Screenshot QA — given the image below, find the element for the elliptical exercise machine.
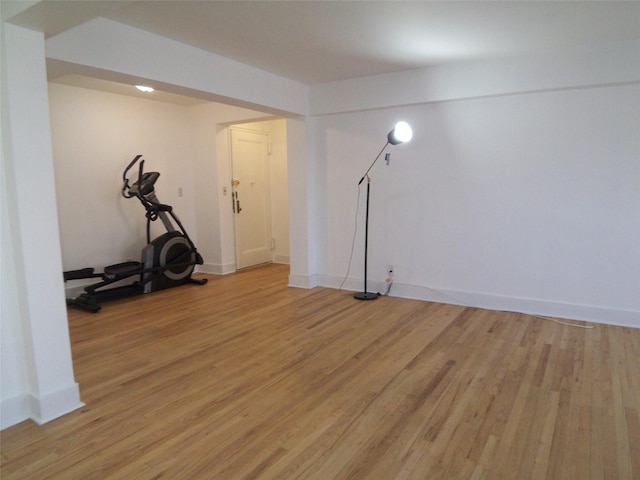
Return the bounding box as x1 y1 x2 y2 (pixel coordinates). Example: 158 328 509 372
64 155 207 312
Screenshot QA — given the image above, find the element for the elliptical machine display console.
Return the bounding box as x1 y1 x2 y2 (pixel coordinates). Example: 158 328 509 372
64 155 207 312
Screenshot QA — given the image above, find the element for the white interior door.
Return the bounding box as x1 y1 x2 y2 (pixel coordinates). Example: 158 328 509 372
230 128 273 269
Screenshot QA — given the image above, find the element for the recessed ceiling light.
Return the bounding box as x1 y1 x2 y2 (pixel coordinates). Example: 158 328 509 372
135 85 154 92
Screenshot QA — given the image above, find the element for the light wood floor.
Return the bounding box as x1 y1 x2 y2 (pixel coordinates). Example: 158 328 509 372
2 264 639 479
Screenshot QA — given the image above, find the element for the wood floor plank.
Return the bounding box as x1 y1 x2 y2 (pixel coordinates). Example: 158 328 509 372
1 264 639 479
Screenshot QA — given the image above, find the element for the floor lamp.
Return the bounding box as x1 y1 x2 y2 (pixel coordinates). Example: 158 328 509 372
354 121 413 301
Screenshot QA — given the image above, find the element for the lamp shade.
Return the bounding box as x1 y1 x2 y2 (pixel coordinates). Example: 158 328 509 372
387 121 413 145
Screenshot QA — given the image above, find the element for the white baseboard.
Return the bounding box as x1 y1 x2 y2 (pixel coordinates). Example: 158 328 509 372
1 383 84 430
317 275 639 329
29 383 85 425
1 393 31 430
196 263 236 275
64 278 95 298
288 273 319 289
64 276 137 297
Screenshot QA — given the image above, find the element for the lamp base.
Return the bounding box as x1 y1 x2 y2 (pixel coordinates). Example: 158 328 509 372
354 291 379 301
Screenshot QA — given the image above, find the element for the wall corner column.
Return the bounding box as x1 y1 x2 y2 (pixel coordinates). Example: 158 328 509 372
1 22 83 429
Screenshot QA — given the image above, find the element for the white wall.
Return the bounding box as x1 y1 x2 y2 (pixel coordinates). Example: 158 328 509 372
49 84 291 284
313 83 640 327
286 116 315 288
307 39 640 327
49 83 197 273
1 97 30 427
190 102 274 274
192 112 290 274
270 119 290 264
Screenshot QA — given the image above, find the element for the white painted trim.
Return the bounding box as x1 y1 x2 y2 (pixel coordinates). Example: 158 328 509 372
310 39 640 115
318 275 639 329
63 279 94 298
64 275 139 298
288 274 318 289
1 393 31 430
46 18 308 116
2 383 85 429
29 383 84 426
197 263 236 275
273 255 290 265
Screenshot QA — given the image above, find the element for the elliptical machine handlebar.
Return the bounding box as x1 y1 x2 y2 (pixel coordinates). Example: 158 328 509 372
123 154 161 199
122 155 164 204
120 155 199 253
122 154 143 198
121 154 173 236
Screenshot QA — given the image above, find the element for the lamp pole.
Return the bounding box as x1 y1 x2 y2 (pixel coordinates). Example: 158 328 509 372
354 141 389 301
354 175 378 300
353 122 412 301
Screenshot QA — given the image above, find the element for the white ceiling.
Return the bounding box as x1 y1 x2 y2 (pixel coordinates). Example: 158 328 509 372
6 1 640 92
101 0 640 85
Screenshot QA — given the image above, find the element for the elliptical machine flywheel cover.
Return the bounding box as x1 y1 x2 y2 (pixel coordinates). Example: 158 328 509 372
146 232 195 292
159 234 194 280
